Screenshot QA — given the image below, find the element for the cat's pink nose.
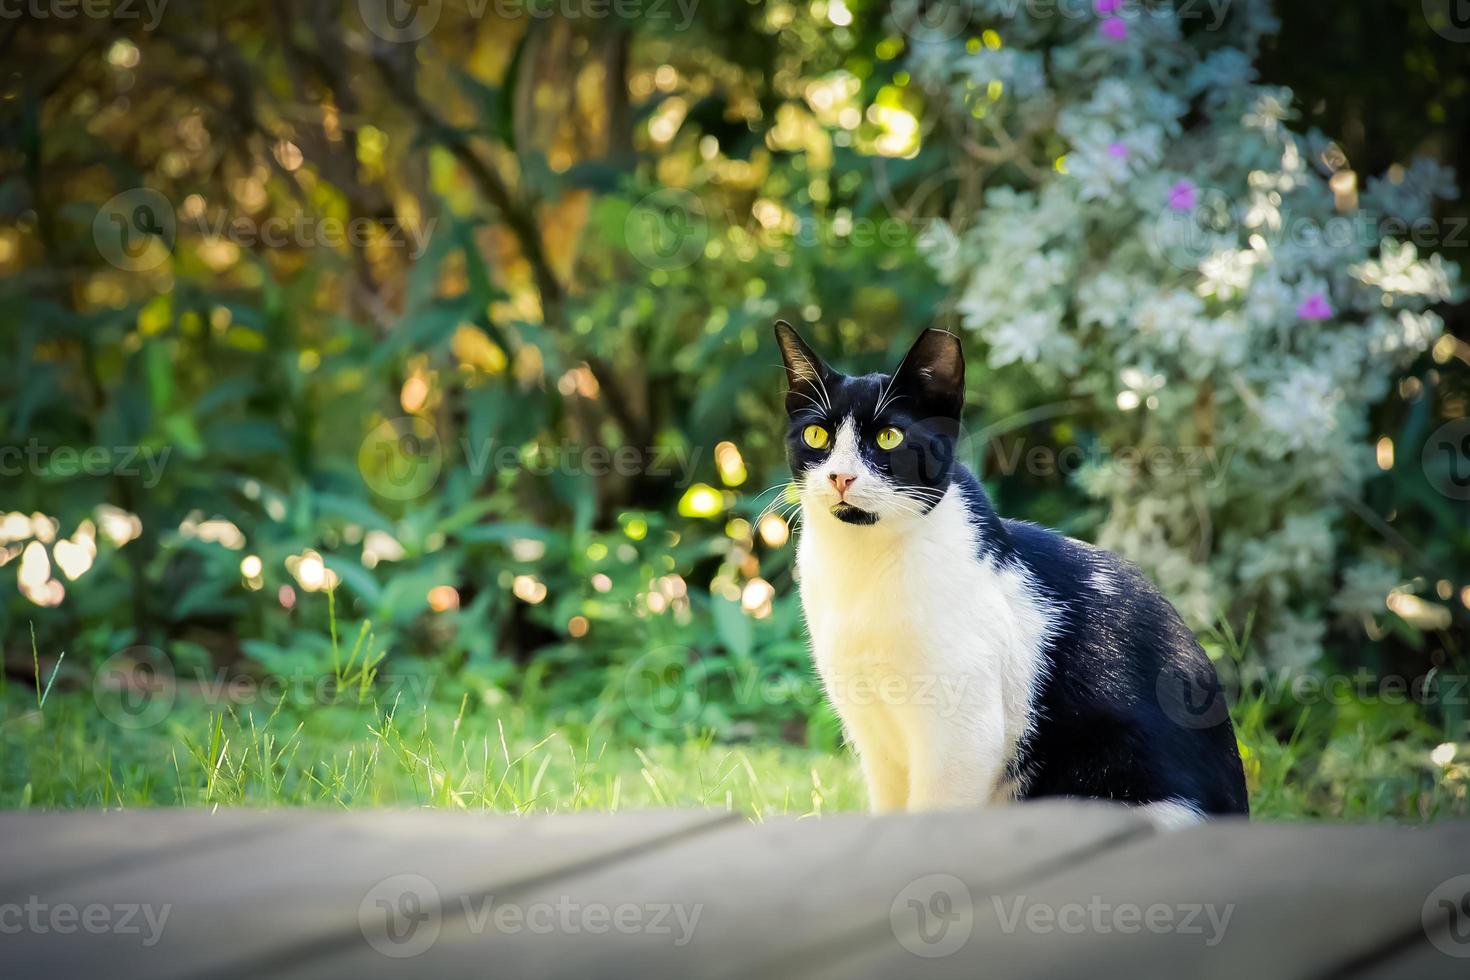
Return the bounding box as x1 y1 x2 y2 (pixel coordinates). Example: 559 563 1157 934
828 473 857 497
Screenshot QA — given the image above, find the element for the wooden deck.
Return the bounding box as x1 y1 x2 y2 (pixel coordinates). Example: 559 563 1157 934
2 804 1467 978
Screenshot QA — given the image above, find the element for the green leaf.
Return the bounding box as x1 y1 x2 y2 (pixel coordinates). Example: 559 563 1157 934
710 595 753 658
325 558 383 605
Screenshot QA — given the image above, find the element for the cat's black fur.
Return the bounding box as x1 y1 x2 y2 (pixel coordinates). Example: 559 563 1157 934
776 321 1249 816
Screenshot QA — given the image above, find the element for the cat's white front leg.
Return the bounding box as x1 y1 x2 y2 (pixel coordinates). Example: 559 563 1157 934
859 750 908 813
827 680 910 813
906 700 1007 812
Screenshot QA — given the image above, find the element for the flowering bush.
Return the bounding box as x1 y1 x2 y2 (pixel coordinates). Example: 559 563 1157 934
909 0 1461 667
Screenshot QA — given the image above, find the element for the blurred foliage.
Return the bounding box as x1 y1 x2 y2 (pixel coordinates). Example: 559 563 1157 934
0 1 944 740
0 0 1465 751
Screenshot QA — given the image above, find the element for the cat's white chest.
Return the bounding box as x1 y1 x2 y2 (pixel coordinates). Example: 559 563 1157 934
794 490 1054 811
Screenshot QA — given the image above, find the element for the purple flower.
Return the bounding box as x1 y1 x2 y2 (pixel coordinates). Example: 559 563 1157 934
1296 292 1333 320
1098 17 1127 40
1166 179 1197 211
1094 0 1123 13
1107 142 1128 159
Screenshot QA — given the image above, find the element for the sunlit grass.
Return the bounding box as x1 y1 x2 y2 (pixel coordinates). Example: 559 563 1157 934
0 689 867 816
2 681 1466 820
2 605 1464 819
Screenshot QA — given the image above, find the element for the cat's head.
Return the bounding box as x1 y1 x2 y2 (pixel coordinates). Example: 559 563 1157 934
775 320 965 528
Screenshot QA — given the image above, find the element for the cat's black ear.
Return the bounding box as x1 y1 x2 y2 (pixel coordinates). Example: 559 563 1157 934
893 328 965 418
774 320 830 415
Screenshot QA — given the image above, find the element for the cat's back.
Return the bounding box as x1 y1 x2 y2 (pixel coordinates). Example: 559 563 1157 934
996 516 1249 814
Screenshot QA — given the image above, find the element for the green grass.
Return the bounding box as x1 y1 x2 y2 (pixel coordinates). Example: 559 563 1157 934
0 688 867 816
2 681 1466 820
4 606 1466 819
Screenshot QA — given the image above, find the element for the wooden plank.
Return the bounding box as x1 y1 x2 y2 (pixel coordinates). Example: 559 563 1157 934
1 808 737 980
1340 933 1470 980
268 800 1153 979
812 819 1470 980
6 806 1467 980
0 809 302 894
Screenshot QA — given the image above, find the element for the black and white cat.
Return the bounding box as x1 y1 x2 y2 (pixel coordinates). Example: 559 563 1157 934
776 321 1248 824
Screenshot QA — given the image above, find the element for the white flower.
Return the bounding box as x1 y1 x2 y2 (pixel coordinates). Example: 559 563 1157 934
1333 560 1402 619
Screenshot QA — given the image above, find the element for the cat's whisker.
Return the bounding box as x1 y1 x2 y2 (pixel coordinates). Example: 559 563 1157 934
898 488 945 506
749 481 796 504
787 389 829 414
812 376 833 414
877 498 928 520
754 484 802 527
873 388 909 417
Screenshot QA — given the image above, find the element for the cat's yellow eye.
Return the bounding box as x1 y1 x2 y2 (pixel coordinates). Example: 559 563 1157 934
802 425 830 450
876 426 904 450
